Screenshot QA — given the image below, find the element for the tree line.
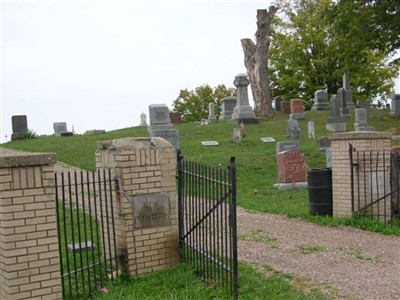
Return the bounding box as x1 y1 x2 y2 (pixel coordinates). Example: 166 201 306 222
173 0 400 121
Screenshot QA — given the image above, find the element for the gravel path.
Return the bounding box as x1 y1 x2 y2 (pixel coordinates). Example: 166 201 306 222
237 208 400 299
2 148 398 299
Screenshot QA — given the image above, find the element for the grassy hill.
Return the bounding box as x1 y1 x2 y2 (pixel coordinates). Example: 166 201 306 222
3 109 400 224
2 109 400 299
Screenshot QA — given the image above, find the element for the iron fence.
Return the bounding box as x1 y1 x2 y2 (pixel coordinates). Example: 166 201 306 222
177 153 238 299
349 144 400 224
55 169 120 299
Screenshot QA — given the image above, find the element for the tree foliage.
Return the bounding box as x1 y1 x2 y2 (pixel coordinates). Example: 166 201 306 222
269 0 399 109
172 84 235 123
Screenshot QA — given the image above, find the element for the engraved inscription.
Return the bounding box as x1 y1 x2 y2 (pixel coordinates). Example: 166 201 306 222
132 193 171 229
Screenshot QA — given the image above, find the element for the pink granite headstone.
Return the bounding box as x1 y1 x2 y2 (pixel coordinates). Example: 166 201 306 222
290 99 305 114
277 150 306 183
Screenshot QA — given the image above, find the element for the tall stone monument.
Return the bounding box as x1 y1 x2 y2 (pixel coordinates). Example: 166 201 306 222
338 88 350 118
326 95 347 132
343 72 355 110
148 104 180 149
231 73 258 124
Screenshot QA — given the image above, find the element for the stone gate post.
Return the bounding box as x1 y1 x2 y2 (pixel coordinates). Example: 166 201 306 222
95 137 179 276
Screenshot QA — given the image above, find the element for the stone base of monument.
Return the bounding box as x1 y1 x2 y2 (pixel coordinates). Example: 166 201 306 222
231 106 258 124
273 182 308 190
150 128 180 149
326 119 346 132
355 124 375 131
60 131 74 137
11 133 24 141
311 104 330 111
289 113 306 120
232 118 259 124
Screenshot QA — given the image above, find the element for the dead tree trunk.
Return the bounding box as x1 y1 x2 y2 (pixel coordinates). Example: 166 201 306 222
241 6 278 117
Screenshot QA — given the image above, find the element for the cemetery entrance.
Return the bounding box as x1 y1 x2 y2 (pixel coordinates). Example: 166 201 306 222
349 144 400 224
55 169 120 299
177 153 239 299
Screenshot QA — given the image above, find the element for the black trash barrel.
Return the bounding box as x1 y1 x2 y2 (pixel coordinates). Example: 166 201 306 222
307 168 332 216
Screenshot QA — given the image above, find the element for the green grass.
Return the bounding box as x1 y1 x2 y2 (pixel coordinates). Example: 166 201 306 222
3 108 400 298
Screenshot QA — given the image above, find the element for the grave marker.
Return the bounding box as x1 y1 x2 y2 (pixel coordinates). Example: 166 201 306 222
261 137 276 143
11 115 28 141
220 96 237 120
326 95 346 132
148 104 180 149
277 150 306 183
53 122 69 136
276 141 300 153
354 108 375 131
308 120 315 138
290 99 306 120
208 102 217 122
287 117 302 139
231 73 258 124
274 96 282 112
140 112 148 126
311 90 329 111
233 128 241 142
201 141 219 146
281 101 291 114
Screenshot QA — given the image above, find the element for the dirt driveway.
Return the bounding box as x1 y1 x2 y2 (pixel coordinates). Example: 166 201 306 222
237 208 400 299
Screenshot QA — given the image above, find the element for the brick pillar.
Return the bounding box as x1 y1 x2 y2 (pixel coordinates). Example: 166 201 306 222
329 132 392 217
95 137 179 276
0 150 62 300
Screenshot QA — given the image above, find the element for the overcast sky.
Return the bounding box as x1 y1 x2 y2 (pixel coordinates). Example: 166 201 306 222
1 1 399 144
1 0 277 143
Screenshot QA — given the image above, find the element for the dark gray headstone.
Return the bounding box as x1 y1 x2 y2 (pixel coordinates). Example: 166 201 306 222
60 132 74 137
338 88 350 118
276 141 300 153
132 193 171 229
389 94 400 118
274 96 282 112
317 136 331 151
326 96 346 132
11 115 28 141
150 129 180 149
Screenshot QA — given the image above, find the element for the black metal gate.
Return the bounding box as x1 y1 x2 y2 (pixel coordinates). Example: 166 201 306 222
349 144 400 224
177 153 238 299
55 169 120 299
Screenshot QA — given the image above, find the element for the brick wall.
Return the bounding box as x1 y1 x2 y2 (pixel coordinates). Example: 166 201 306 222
329 132 392 217
95 137 179 276
0 150 62 300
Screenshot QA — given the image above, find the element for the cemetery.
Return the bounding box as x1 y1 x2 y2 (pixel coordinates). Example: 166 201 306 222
2 1 400 298
2 101 400 299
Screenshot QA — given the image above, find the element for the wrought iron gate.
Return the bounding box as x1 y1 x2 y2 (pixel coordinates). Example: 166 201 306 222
349 144 400 224
177 153 238 299
55 169 120 299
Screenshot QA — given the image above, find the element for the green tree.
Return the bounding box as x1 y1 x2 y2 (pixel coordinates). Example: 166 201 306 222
172 84 235 123
269 0 398 109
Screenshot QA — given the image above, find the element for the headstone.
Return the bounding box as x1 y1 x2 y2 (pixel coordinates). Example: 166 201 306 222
260 137 276 143
386 103 390 110
317 136 331 151
311 90 329 111
140 112 148 126
354 108 375 131
276 150 306 183
281 101 291 114
148 104 180 149
289 99 306 120
276 141 300 153
389 93 400 118
68 241 95 252
53 122 68 136
231 73 258 124
325 148 332 168
201 141 219 146
274 96 282 112
200 119 209 126
220 96 237 120
308 120 315 138
287 117 302 139
326 95 347 132
169 112 182 124
11 115 28 141
343 72 355 110
208 102 217 122
93 130 106 134
338 88 350 118
392 135 400 141
357 100 371 109
233 128 241 142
